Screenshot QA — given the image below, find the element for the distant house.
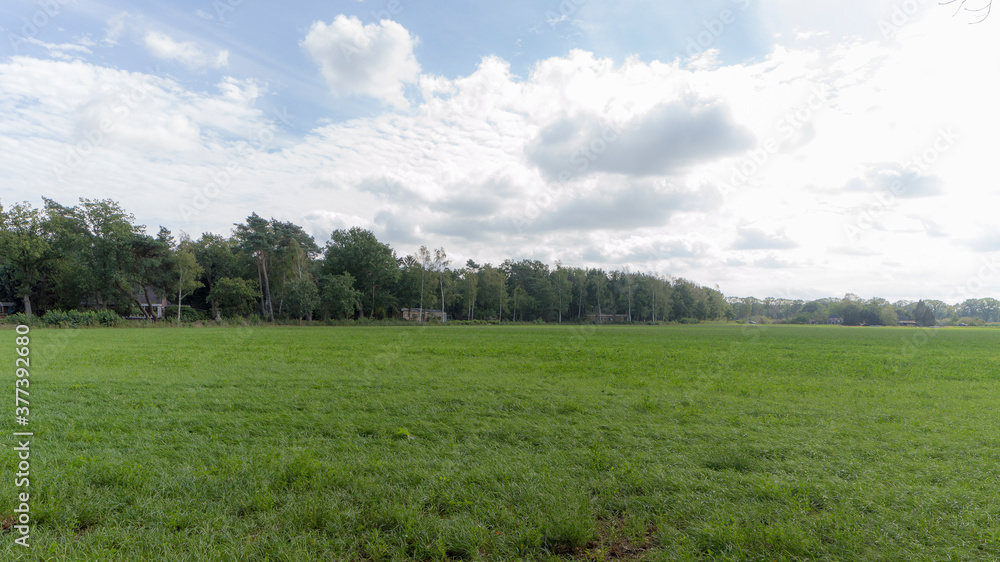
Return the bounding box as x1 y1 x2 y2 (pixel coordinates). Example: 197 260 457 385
586 313 628 323
0 302 16 318
898 320 918 327
400 308 446 322
827 315 843 325
80 286 169 319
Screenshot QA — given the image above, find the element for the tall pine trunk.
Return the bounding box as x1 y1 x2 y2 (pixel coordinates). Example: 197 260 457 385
261 255 274 323
439 273 446 322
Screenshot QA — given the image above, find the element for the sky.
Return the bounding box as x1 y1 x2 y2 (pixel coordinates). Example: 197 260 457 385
1 0 999 302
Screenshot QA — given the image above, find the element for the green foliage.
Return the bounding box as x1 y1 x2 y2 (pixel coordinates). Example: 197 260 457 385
164 306 203 323
323 227 399 318
208 277 259 318
318 273 361 320
283 276 319 320
1 312 40 326
40 309 124 327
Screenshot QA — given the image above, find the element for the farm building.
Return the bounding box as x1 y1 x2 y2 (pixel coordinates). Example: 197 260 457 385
586 313 628 323
79 286 169 319
0 301 15 318
400 308 447 322
827 315 843 325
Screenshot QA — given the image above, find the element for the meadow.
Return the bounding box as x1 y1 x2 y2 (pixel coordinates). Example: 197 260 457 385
1 323 999 560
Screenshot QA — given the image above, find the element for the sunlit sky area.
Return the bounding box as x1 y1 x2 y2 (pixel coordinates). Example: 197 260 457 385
2 0 998 301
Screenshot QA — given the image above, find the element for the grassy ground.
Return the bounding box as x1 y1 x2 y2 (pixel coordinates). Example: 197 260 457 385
1 323 999 560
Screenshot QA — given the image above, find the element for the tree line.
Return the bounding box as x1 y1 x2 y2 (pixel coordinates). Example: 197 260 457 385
0 198 730 324
727 294 1000 326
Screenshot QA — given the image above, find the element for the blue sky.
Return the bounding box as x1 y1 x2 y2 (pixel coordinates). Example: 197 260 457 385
2 0 999 301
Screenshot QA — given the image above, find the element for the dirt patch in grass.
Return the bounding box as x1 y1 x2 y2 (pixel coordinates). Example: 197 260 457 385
568 519 657 560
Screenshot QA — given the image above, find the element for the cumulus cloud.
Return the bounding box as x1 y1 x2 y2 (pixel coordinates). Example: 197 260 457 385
520 180 719 233
732 228 799 250
843 164 944 198
526 96 754 180
143 31 229 70
301 16 420 109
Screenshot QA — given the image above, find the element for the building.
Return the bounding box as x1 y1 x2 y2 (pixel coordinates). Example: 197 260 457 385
81 286 169 319
827 315 843 325
898 320 918 327
586 313 629 323
0 302 16 318
400 308 446 322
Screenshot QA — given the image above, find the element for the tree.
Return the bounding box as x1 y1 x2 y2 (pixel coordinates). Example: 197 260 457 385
587 269 608 321
913 300 936 327
0 202 55 316
208 277 259 318
50 198 151 316
193 233 238 321
460 265 479 320
418 245 431 320
319 273 362 319
617 268 636 322
433 247 451 322
173 234 204 323
551 264 571 323
284 277 319 321
233 213 277 322
671 281 695 321
323 228 399 319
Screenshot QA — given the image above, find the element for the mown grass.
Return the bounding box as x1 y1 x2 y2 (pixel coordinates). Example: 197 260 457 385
1 324 999 560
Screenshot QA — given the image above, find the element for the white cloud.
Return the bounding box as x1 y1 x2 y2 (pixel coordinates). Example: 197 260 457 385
22 38 92 60
4 3 1000 301
103 13 127 46
300 15 420 109
143 31 229 70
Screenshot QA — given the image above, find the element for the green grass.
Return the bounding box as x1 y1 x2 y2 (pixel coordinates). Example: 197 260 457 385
2 324 1000 560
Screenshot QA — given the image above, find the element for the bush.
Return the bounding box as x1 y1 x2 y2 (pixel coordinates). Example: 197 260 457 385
164 306 204 323
40 309 124 328
2 313 40 327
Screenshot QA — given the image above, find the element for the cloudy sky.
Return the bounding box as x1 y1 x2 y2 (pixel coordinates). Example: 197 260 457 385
2 0 998 302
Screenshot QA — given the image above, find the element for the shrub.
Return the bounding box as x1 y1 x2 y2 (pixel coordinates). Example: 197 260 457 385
40 309 124 328
2 313 39 327
164 306 204 323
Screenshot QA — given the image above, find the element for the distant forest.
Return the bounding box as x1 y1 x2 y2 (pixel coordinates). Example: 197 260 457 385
1 197 997 327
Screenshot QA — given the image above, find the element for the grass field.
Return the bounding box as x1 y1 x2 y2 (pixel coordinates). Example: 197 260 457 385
2 323 1000 560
